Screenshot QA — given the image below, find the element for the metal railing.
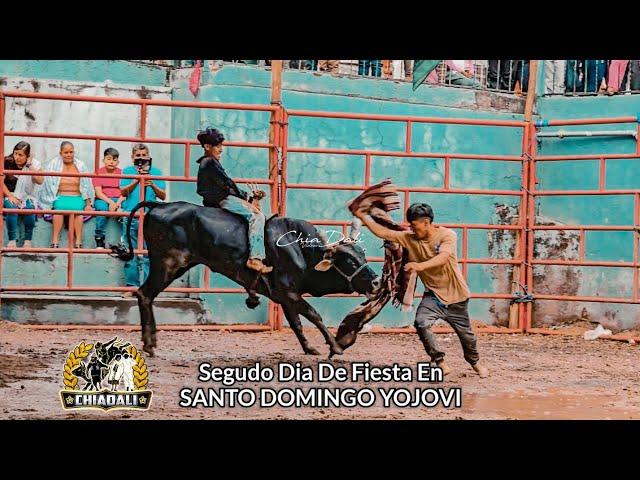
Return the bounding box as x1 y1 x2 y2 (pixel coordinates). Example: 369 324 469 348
0 90 279 330
277 108 529 331
154 60 530 94
3 88 639 336
527 117 640 334
543 60 640 96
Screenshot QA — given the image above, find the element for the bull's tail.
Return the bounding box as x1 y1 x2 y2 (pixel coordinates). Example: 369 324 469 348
109 201 162 261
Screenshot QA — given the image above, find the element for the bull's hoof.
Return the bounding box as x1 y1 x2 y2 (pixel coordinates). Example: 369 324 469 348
142 345 155 357
337 332 357 349
329 345 344 357
304 347 321 356
245 296 261 309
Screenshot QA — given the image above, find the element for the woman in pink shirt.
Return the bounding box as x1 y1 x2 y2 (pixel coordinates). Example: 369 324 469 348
92 147 125 248
426 60 481 88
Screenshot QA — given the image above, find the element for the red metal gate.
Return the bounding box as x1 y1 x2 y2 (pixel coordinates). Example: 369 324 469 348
277 109 529 333
0 90 279 330
526 117 640 338
2 90 639 339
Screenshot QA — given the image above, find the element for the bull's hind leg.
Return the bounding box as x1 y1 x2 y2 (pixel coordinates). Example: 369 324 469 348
281 303 321 356
137 252 193 356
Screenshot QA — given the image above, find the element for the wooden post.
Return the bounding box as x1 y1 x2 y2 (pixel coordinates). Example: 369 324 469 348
524 60 538 121
270 60 283 106
268 60 283 330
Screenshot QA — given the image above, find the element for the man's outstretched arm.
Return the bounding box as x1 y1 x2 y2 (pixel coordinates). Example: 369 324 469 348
355 210 405 242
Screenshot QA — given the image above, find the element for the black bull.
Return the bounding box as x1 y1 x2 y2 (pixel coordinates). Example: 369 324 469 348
111 201 382 357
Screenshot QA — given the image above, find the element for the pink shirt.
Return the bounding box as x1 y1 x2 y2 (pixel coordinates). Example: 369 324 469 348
447 60 474 73
426 60 475 84
92 166 122 198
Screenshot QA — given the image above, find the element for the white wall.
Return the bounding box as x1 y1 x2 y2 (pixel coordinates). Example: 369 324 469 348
3 77 173 197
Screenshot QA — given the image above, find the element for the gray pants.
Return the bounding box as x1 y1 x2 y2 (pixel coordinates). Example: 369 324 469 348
404 60 413 77
544 60 566 94
414 291 480 365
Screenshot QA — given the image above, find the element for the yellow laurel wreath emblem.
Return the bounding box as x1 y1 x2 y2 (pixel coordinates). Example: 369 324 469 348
128 345 148 389
63 342 94 390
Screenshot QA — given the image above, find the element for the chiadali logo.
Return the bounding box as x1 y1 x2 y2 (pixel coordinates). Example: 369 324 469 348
59 336 152 411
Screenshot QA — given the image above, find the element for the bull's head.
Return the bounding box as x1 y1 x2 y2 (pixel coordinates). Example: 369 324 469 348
313 219 381 298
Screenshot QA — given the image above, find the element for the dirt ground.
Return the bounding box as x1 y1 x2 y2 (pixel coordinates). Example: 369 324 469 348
1 320 639 420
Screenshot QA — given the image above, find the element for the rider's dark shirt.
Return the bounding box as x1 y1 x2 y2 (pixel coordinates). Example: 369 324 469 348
196 155 248 207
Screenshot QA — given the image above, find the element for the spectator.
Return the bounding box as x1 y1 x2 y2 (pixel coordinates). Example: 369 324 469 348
40 141 94 249
544 60 566 94
607 60 629 95
565 60 608 94
565 60 583 94
92 147 125 249
3 141 43 248
487 60 520 91
404 60 413 81
289 60 317 71
620 60 640 92
358 60 382 77
318 60 340 74
584 60 607 93
119 143 166 295
514 60 530 95
382 60 393 79
443 60 481 88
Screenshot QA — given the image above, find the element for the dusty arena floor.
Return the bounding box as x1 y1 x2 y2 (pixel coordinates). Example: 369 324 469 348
1 320 639 420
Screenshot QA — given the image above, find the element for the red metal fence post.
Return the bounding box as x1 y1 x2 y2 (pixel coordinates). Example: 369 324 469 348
0 91 5 309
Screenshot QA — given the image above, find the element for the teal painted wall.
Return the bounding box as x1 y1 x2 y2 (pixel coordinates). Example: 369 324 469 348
3 61 637 330
0 60 168 87
532 92 640 329
168 65 525 327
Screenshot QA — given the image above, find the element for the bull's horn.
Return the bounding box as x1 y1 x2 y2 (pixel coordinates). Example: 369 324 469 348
349 218 362 241
318 228 337 252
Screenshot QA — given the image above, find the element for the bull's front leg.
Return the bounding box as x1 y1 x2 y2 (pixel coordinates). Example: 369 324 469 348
281 303 321 355
296 299 343 357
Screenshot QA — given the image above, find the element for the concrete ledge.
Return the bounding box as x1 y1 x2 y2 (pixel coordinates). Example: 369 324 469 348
0 293 214 325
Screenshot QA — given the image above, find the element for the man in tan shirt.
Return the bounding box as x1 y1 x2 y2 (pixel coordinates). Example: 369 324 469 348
355 202 489 378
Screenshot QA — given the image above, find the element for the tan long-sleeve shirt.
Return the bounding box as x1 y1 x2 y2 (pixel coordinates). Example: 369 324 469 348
385 226 471 305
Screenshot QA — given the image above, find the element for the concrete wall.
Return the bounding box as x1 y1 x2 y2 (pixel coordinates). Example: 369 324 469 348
1 64 174 300
169 65 526 327
2 60 637 331
532 89 640 331
0 60 168 87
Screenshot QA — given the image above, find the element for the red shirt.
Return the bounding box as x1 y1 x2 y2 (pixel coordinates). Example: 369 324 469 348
92 166 122 198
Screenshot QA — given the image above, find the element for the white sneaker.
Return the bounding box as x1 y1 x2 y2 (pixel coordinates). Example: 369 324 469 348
6 240 17 248
23 240 32 248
